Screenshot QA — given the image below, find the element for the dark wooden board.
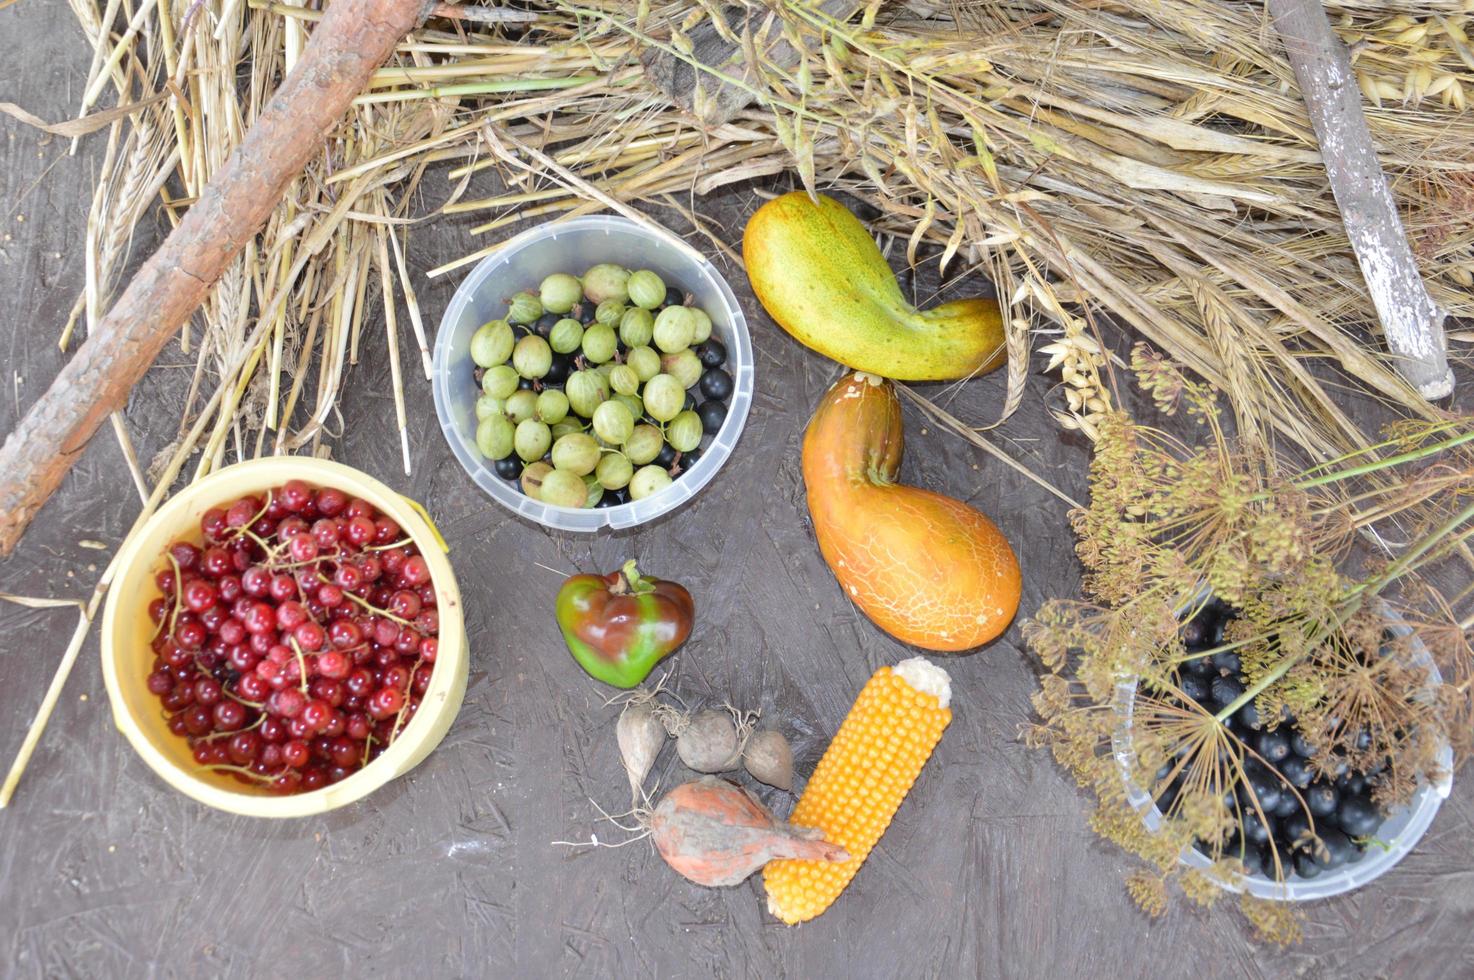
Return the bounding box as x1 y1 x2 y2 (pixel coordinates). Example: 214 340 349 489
1 3 1470 976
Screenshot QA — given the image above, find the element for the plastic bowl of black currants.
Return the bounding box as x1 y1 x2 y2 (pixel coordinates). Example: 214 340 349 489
1114 595 1453 901
433 216 753 531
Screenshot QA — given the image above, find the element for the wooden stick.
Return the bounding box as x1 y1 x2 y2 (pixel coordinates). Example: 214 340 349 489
0 0 436 557
1267 0 1454 401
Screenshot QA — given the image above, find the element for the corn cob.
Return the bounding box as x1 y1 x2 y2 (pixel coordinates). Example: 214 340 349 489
763 657 952 924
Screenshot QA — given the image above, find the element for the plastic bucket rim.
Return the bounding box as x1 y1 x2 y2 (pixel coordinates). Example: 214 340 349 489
100 456 466 819
431 214 754 532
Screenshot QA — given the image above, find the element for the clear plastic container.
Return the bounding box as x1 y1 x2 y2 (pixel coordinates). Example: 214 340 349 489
432 215 754 531
1112 599 1453 901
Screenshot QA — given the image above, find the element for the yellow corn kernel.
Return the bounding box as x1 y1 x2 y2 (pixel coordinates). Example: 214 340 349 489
764 659 951 924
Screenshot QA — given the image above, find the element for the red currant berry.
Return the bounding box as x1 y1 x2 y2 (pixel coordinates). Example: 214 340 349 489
228 731 262 765
241 566 271 597
259 717 286 743
301 699 332 732
401 556 431 587
213 700 246 731
294 621 326 652
268 574 296 603
225 497 259 528
169 542 201 571
282 740 310 768
183 579 218 613
280 479 313 512
344 516 376 548
201 508 229 541
242 602 277 635
315 488 347 517
367 686 405 719
174 617 207 651
276 600 309 631
237 673 269 701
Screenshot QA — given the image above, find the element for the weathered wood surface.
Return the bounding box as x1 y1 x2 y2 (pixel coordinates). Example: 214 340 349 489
1 3 1472 977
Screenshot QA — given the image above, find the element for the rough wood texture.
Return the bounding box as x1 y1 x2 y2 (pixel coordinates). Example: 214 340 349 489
0 0 436 557
1 3 1472 975
643 0 860 125
1268 0 1455 401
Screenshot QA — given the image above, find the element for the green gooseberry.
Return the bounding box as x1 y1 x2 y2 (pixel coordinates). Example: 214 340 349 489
540 468 588 508
608 364 640 396
596 452 633 491
661 349 703 389
592 400 635 445
666 410 703 453
565 370 609 418
690 307 713 344
652 305 696 353
581 323 618 364
551 432 602 476
515 419 552 462
481 364 520 399
643 373 685 423
508 291 542 324
521 460 553 498
629 465 673 501
618 307 654 348
549 318 584 354
470 319 514 368
623 424 664 465
551 419 584 441
539 273 583 314
627 269 667 310
626 345 661 382
536 389 570 424
582 263 630 305
594 299 626 327
475 394 506 421
475 415 515 460
505 388 538 424
613 393 645 421
583 474 604 509
513 334 553 379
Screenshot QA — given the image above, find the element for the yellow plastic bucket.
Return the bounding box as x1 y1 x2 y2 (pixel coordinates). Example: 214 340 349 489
100 457 467 818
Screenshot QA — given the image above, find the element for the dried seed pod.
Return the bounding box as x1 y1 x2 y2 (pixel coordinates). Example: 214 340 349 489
676 709 741 773
743 730 794 791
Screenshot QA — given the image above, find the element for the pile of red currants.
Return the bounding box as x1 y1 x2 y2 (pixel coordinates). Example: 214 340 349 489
145 480 439 794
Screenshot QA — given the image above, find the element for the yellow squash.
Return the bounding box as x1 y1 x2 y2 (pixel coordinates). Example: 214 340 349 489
743 192 1006 381
802 372 1021 651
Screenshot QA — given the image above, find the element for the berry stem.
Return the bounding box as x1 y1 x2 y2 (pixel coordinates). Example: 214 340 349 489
196 714 265 742
290 637 310 696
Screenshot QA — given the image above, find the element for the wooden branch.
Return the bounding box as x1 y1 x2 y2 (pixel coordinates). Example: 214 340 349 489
642 0 860 126
0 0 436 557
1267 0 1454 401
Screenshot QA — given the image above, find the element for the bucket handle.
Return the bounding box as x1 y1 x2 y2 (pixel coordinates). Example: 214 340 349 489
400 494 449 554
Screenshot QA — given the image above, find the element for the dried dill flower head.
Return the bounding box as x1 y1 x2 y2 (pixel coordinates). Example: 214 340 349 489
1024 345 1474 942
